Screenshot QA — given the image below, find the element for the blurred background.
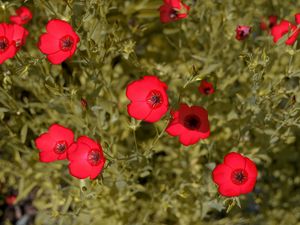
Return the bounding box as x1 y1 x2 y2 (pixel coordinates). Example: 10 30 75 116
0 0 300 224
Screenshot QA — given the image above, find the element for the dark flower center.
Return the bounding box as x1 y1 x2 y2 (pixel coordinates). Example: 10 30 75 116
87 149 101 166
170 10 177 19
231 169 248 185
60 35 74 51
204 87 211 94
183 114 201 130
0 37 9 53
54 141 68 154
146 90 163 109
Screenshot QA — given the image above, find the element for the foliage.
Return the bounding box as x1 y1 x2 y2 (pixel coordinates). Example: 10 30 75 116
1 0 300 224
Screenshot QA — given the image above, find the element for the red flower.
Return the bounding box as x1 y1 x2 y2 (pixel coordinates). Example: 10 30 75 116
166 104 210 146
260 15 277 31
235 25 251 41
0 23 17 64
67 136 106 180
198 80 215 95
10 6 32 25
38 19 80 64
271 20 299 45
212 152 258 197
35 124 74 162
126 76 169 123
159 0 190 23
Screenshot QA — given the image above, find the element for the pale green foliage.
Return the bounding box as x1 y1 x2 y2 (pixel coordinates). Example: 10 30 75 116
0 0 300 224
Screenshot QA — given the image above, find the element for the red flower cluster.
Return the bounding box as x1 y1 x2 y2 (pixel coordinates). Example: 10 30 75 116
1 6 79 65
35 124 106 179
159 0 190 23
126 76 211 146
0 6 30 64
212 152 257 197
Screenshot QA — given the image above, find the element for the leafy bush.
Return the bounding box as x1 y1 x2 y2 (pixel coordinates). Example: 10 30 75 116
1 0 300 224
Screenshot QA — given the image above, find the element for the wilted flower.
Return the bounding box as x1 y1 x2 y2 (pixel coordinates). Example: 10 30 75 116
235 25 251 41
10 6 32 25
212 152 258 197
38 19 80 64
126 76 169 123
166 104 210 146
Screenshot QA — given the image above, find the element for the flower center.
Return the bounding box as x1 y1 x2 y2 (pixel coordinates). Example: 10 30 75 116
231 169 248 185
0 36 9 53
204 87 211 94
183 114 201 130
170 10 177 19
54 141 68 154
87 149 101 166
60 35 74 51
146 90 163 109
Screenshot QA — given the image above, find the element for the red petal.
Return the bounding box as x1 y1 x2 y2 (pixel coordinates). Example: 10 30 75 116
48 124 74 146
90 159 106 179
224 152 246 169
295 13 300 25
239 177 256 194
159 5 173 23
179 130 203 146
47 50 71 64
38 33 60 54
164 0 181 8
218 182 240 197
35 133 56 152
166 123 185 136
144 103 168 122
127 102 152 121
212 164 232 185
39 151 60 163
46 19 76 38
68 159 92 179
0 45 17 64
9 16 23 25
244 157 258 178
77 136 101 150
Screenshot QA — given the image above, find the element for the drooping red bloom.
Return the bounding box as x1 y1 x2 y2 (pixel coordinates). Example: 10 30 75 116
67 136 106 180
38 19 80 64
10 6 32 25
166 104 210 146
271 20 299 45
0 23 17 64
35 124 74 162
126 76 169 123
198 80 215 95
235 25 251 41
260 15 277 31
159 0 190 23
212 152 258 197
